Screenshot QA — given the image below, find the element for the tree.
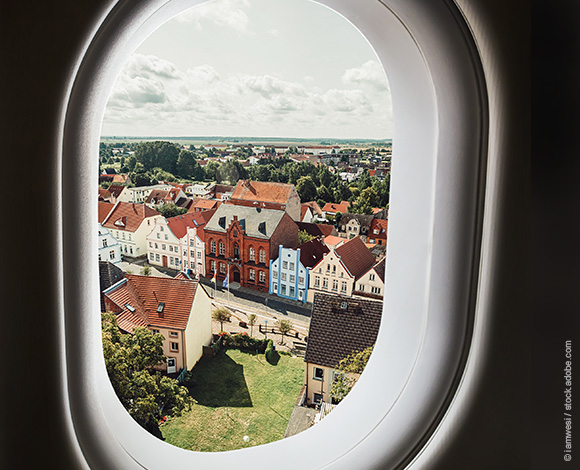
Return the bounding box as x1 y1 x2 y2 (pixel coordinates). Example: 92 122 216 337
101 313 193 438
176 150 196 179
276 318 293 345
298 230 315 245
212 307 231 332
140 266 151 276
204 161 219 181
328 346 373 404
247 314 257 337
135 141 179 173
296 176 317 202
157 203 187 219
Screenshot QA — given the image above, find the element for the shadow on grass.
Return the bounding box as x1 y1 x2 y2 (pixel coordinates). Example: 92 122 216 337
185 351 252 407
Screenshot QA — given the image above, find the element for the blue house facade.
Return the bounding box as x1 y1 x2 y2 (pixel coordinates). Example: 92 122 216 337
269 245 309 303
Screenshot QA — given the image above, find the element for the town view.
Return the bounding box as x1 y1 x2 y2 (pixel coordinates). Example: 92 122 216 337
98 0 392 452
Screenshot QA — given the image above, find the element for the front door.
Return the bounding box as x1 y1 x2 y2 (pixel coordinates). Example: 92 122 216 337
167 357 176 373
162 255 168 267
233 268 240 283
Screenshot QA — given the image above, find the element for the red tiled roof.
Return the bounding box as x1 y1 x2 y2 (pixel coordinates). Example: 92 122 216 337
299 238 330 269
322 201 350 213
166 210 215 240
145 189 170 204
108 184 125 198
98 202 114 223
105 274 200 332
112 174 128 184
231 180 294 204
370 218 388 235
300 204 310 221
335 236 376 280
303 200 323 215
102 202 160 233
193 199 219 210
323 235 344 248
98 188 111 199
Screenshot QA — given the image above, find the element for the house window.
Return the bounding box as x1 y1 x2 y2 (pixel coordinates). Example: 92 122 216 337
234 243 239 258
191 250 195 257
169 246 173 252
197 251 201 258
299 276 304 285
313 367 324 381
249 247 255 261
289 286 295 297
103 239 108 247
210 240 216 254
169 331 178 338
149 242 152 247
332 279 338 291
326 264 330 272
157 233 160 239
273 270 278 279
160 226 164 232
259 249 266 263
374 229 379 235
155 243 158 249
371 286 381 294
191 261 195 268
298 290 303 300
281 285 286 295
162 244 166 250
332 265 336 274
151 329 160 335
129 247 133 255
369 273 375 281
128 234 132 241
259 271 266 283
170 342 179 352
156 253 160 261
110 251 115 260
290 275 295 283
170 257 174 265
249 269 255 281
289 262 295 270
211 260 216 272
341 281 347 293
314 276 320 287
313 393 323 405
190 239 194 247
220 263 225 274
219 242 225 256
323 278 328 289
283 261 288 269
281 273 287 281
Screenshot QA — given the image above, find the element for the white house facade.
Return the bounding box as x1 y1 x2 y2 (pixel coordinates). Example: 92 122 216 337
117 184 172 204
98 224 121 265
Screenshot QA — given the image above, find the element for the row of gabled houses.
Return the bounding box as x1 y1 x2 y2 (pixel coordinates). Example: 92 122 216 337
98 180 388 303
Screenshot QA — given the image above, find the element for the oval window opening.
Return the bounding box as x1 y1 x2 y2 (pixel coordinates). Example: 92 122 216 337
98 0 393 453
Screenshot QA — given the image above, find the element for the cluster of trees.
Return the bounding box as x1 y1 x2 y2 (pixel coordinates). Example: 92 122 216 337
328 346 374 404
101 140 390 215
101 312 193 438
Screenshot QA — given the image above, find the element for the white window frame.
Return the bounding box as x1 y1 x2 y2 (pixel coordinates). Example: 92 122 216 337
62 1 489 469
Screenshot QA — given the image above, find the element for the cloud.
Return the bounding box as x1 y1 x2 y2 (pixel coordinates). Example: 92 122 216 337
342 60 389 91
103 54 392 138
268 28 279 36
174 0 254 35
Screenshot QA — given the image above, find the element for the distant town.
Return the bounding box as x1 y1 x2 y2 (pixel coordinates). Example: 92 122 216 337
98 138 390 449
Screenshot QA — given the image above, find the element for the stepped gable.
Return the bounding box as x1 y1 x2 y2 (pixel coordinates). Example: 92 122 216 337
304 293 382 368
335 236 376 280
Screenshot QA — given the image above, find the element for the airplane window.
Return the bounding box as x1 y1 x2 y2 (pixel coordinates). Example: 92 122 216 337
62 0 488 468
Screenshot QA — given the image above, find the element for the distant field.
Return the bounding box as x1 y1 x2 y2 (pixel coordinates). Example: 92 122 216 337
100 136 392 147
162 349 305 452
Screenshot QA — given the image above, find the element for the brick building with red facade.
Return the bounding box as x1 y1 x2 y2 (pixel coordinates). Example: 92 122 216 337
204 204 299 292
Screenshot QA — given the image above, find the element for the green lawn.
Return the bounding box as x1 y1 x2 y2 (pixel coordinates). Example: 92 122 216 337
161 349 305 452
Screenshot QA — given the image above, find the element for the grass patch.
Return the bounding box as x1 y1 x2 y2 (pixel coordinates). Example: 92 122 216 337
162 349 304 452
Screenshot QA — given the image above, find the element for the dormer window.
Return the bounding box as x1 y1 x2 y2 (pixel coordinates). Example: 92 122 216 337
156 302 165 313
124 303 135 312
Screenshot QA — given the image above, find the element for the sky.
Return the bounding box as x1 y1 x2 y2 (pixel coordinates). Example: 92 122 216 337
101 0 393 139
